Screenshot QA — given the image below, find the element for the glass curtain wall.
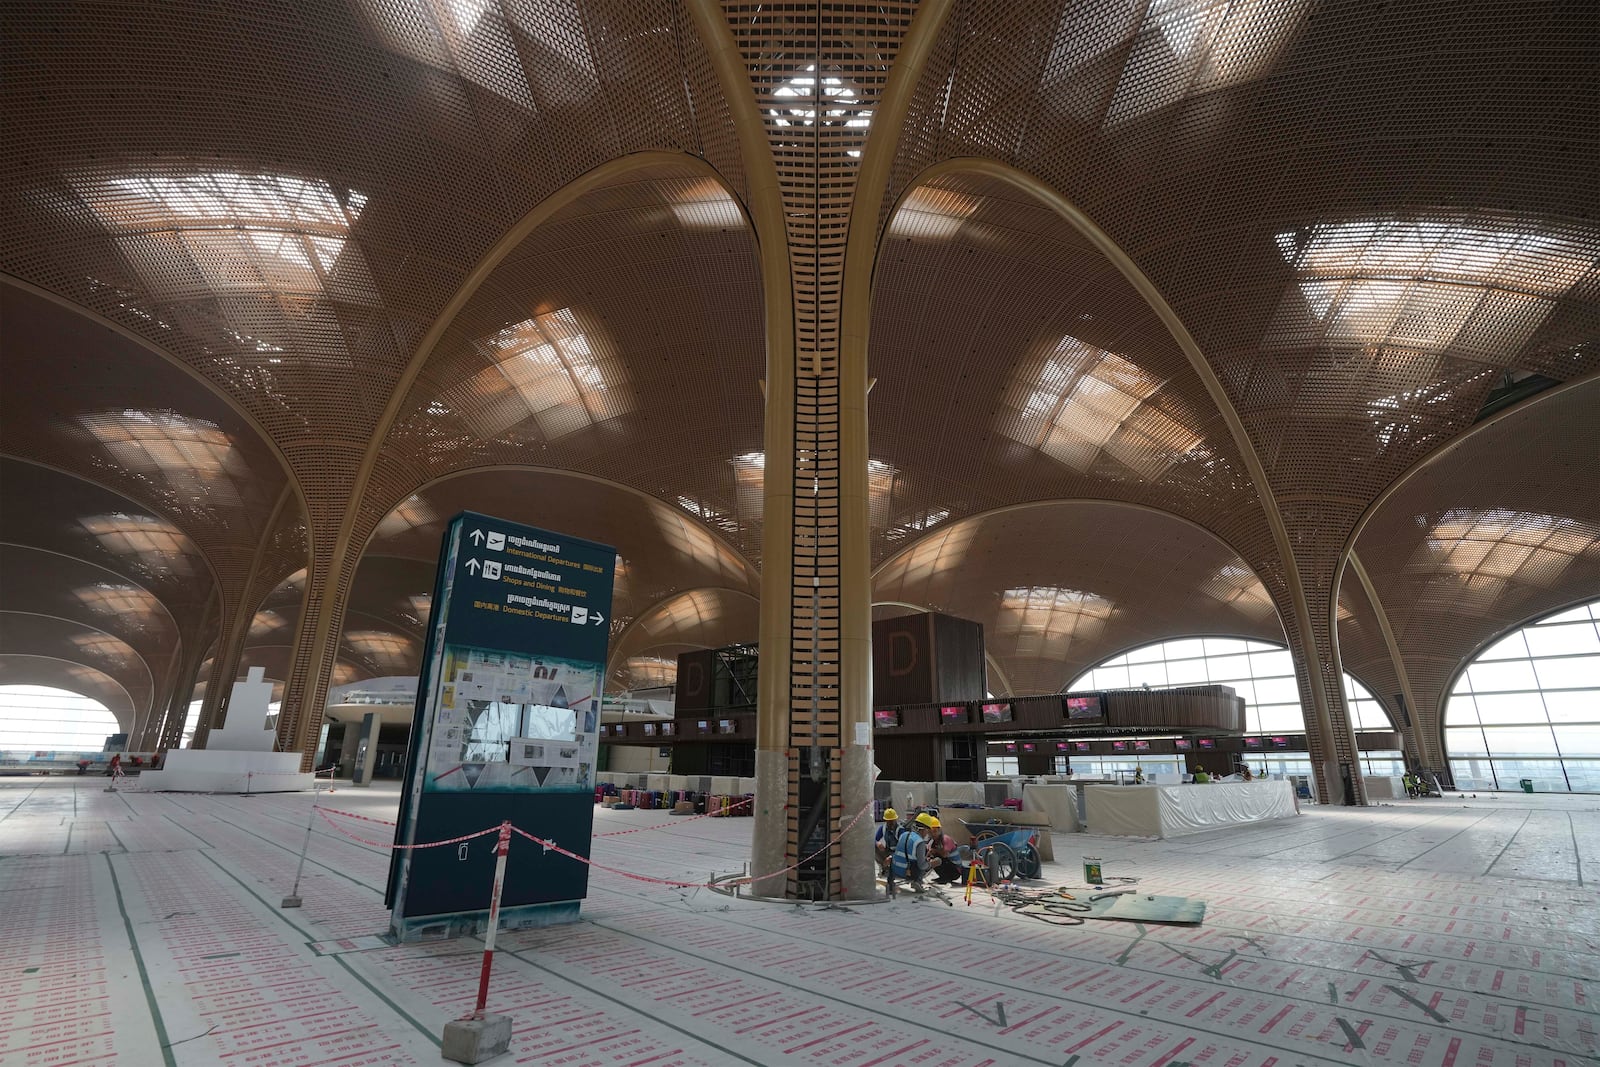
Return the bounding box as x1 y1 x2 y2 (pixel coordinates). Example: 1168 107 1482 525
0 685 120 750
1445 600 1600 793
1059 637 1402 777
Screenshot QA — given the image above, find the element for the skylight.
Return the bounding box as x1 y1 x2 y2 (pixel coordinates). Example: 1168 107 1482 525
1203 563 1277 619
344 631 417 666
884 507 951 544
872 521 981 594
768 66 872 157
451 309 631 441
81 409 246 479
80 515 197 578
1002 336 1201 479
73 583 163 620
996 586 1114 656
69 632 138 664
73 170 370 299
1101 0 1309 126
249 610 290 637
1416 509 1597 587
731 452 764 524
1273 219 1597 358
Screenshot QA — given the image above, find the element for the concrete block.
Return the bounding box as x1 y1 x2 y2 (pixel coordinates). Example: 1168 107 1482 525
442 1014 512 1064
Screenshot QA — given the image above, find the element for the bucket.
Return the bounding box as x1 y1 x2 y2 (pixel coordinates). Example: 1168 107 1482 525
1519 778 1534 794
1083 856 1103 884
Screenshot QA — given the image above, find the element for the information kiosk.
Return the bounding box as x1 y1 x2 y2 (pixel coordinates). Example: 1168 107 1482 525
387 512 615 942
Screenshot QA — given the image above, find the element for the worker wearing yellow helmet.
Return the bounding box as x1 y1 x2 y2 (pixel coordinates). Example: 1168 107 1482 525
918 815 964 885
891 812 935 888
874 807 902 870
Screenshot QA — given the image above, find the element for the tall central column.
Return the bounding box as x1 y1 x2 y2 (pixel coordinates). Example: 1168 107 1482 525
725 2 922 899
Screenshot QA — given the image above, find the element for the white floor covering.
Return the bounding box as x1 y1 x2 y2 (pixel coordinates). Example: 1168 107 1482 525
2 777 1598 1066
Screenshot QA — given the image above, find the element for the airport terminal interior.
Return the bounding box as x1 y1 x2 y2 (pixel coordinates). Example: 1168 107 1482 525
3 1 1600 1064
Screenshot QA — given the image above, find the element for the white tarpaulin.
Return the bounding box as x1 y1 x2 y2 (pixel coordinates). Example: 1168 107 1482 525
1086 781 1298 838
1021 783 1081 832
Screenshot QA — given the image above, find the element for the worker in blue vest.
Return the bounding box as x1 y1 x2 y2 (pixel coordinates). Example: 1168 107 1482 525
874 807 901 872
891 813 935 891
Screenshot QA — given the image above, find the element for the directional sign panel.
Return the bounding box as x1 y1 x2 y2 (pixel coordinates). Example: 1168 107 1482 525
386 512 615 940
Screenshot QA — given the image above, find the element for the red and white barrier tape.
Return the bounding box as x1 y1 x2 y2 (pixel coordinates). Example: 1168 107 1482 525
318 806 397 827
513 799 875 889
315 807 502 850
315 796 875 891
593 796 754 837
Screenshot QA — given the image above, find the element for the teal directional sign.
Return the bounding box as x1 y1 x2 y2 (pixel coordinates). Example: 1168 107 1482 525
387 512 615 940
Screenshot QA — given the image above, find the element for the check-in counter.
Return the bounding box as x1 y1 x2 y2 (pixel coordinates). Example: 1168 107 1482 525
1084 780 1297 839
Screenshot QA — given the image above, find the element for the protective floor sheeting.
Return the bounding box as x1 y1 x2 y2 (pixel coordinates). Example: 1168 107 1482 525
2 778 1599 1066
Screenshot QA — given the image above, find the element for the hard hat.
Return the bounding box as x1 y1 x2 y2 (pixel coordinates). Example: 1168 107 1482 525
914 812 935 828
928 817 941 829
883 807 897 821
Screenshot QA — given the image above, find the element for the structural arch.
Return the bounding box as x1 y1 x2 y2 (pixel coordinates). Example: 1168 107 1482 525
871 498 1286 698
0 656 136 740
605 587 761 691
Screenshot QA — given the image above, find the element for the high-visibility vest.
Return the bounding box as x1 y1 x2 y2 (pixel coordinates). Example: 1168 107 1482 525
891 829 925 878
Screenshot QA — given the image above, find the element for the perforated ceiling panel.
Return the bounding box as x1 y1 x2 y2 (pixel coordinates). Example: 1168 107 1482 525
872 501 1285 696
1351 378 1600 755
873 0 1600 800
606 587 762 692
3 1 1598 812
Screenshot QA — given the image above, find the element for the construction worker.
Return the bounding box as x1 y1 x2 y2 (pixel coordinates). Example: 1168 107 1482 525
891 813 935 887
874 807 901 870
926 816 964 885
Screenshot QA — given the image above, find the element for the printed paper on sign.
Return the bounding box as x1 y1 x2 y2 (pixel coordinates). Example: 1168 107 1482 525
571 606 588 625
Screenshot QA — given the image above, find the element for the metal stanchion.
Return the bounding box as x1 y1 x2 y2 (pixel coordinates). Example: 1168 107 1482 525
443 820 515 1064
281 774 322 909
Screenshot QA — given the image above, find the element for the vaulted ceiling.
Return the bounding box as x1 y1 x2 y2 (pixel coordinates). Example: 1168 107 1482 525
3 1 1597 750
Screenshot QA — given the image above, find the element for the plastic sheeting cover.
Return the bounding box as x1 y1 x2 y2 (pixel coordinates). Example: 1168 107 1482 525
1086 781 1297 838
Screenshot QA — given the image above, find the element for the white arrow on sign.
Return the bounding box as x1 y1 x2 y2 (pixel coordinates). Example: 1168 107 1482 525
468 529 485 546
591 611 605 626
464 558 481 575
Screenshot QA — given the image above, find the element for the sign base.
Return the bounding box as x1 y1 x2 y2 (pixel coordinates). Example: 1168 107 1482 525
391 899 582 944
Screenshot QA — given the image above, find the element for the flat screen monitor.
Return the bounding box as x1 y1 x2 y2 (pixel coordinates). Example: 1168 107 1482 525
643 722 657 736
981 702 1013 724
1022 742 1037 753
1270 735 1290 748
718 719 735 735
1111 740 1128 752
1004 742 1017 753
1072 741 1090 753
1056 741 1072 753
873 708 900 728
1198 738 1215 750
1244 736 1263 749
1174 738 1192 750
660 722 675 736
698 719 711 733
940 705 969 725
1134 739 1151 752
1064 695 1103 721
